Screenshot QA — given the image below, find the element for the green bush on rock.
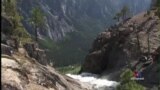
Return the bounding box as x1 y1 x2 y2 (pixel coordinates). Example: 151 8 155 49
117 69 145 90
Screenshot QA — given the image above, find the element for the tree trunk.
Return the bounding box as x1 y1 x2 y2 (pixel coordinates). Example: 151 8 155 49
15 39 18 49
134 24 141 56
147 32 150 55
136 32 141 54
35 26 38 42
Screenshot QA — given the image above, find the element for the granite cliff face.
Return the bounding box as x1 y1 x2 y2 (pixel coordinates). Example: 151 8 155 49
1 54 91 90
18 0 152 41
81 11 160 86
82 11 160 73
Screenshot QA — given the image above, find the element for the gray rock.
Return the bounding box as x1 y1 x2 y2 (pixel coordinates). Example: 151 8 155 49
23 43 48 65
1 55 91 90
1 44 13 56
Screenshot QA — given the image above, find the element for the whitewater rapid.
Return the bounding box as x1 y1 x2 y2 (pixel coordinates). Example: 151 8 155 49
66 73 119 90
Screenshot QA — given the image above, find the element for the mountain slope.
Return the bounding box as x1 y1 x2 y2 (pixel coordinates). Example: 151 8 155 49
17 0 152 66
19 0 152 41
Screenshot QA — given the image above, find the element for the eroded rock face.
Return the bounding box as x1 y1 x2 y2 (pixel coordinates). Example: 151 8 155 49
1 54 92 90
81 11 160 88
82 11 160 74
1 44 13 56
23 43 48 65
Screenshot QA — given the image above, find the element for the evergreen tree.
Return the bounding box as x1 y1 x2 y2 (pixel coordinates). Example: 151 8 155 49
121 5 130 20
113 12 122 22
3 0 16 18
30 7 45 42
156 0 160 17
2 0 31 46
113 5 130 22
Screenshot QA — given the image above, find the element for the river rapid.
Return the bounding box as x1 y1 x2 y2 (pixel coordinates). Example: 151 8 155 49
66 73 119 90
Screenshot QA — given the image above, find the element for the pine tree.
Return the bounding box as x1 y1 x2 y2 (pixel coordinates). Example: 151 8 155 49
121 5 130 20
113 12 122 22
2 0 31 46
30 7 45 42
3 0 16 18
113 5 130 22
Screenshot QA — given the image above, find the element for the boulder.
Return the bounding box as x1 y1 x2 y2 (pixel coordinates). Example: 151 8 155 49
3 37 19 50
18 48 28 56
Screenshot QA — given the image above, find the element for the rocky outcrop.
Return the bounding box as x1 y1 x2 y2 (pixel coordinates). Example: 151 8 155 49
1 16 13 36
1 44 13 56
23 43 48 65
81 11 160 74
1 54 91 90
81 11 160 88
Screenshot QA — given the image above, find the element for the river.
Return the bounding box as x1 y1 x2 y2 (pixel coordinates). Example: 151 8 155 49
66 72 119 90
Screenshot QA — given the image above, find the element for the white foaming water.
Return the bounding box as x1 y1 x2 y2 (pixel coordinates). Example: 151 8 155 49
66 72 119 90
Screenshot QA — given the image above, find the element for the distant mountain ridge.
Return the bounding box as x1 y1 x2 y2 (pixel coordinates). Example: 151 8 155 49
18 0 151 41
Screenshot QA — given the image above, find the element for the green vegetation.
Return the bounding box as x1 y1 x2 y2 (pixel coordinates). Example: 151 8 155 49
30 7 45 42
156 0 160 17
113 12 122 22
2 0 31 46
121 5 130 20
56 65 81 74
38 17 105 67
38 34 88 67
113 5 130 22
117 69 145 90
38 37 59 50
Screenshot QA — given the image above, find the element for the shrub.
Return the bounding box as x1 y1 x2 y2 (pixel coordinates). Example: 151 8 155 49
117 68 145 90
